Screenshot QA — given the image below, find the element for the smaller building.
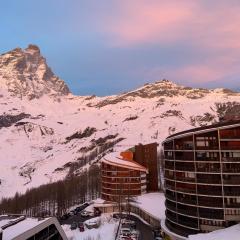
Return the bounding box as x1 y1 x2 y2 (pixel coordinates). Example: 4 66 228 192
134 142 159 191
101 152 148 202
0 215 67 240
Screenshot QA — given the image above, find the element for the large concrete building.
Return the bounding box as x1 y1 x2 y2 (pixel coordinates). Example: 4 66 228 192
162 121 240 238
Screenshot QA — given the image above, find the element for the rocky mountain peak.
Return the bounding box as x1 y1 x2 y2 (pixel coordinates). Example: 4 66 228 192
0 44 70 99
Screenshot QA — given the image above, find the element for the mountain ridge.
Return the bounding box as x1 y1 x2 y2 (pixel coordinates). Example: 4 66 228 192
0 45 240 199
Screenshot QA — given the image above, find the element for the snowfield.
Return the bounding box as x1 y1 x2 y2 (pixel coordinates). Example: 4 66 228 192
1 80 240 198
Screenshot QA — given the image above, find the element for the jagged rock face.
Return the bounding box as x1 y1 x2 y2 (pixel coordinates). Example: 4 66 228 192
0 44 70 99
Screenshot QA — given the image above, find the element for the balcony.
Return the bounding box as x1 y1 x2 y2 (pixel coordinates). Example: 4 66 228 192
221 141 240 150
177 205 198 217
224 186 240 196
198 196 223 208
166 200 177 212
175 176 195 183
223 175 240 185
166 190 176 201
175 163 195 172
197 186 222 196
198 208 224 220
177 195 197 205
165 161 174 170
197 174 221 184
222 163 240 173
166 220 199 237
222 157 240 162
175 152 194 161
196 163 221 173
164 141 174 150
176 186 196 194
177 215 199 229
220 127 240 139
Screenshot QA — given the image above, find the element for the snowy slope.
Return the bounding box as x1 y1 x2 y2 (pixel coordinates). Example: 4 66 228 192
0 45 240 198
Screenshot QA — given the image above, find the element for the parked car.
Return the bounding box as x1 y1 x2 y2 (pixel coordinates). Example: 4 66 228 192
120 227 132 237
80 210 93 217
78 222 85 232
94 207 102 217
70 222 78 230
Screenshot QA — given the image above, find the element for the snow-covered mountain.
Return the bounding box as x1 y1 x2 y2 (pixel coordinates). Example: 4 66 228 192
1 45 240 198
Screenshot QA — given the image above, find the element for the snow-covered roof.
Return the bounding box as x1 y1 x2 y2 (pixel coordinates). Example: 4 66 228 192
0 216 48 240
130 192 165 220
188 223 240 240
102 153 148 172
0 215 67 240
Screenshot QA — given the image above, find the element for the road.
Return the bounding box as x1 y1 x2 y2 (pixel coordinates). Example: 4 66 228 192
122 215 154 240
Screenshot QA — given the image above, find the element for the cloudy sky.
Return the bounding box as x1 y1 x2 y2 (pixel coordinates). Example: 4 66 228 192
1 0 240 95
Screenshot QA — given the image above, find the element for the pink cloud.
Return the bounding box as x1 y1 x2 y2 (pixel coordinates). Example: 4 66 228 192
98 0 240 52
101 1 196 47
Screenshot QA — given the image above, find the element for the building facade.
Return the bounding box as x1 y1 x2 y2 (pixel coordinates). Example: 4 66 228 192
101 153 148 202
163 121 240 237
134 142 159 191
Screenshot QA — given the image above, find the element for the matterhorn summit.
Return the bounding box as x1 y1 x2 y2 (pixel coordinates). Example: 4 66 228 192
0 44 70 99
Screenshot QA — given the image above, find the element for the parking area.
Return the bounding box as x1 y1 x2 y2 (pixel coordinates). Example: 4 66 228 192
59 205 160 240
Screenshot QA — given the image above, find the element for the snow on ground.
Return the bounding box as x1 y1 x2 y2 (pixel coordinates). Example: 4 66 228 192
1 79 240 198
62 214 118 240
188 224 240 240
131 192 165 220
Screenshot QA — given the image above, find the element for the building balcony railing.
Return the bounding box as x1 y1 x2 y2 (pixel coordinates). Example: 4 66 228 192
176 187 196 194
177 207 198 217
101 177 140 183
223 168 240 173
198 209 224 220
222 157 240 162
196 167 221 173
197 188 222 196
177 197 197 206
166 193 176 202
175 165 195 172
224 189 240 196
166 219 199 237
175 176 195 183
195 157 220 162
197 176 221 184
195 146 219 150
198 198 223 208
166 201 177 211
223 177 240 185
221 145 240 150
177 216 199 229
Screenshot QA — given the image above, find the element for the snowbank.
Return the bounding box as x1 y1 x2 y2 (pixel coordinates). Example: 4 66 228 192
131 192 165 220
189 224 240 240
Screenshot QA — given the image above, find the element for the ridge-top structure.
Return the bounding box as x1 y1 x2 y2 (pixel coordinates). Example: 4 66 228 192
162 120 240 238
